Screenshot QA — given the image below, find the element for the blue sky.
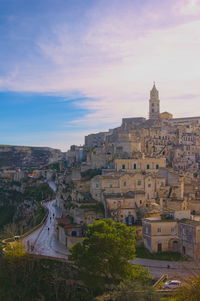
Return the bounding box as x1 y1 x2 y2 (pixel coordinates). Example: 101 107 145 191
0 0 200 150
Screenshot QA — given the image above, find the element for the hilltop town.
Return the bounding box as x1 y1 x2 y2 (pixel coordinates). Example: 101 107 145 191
55 84 200 260
2 84 200 262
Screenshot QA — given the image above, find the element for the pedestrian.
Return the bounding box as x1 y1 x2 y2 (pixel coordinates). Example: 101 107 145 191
48 227 50 232
167 264 170 269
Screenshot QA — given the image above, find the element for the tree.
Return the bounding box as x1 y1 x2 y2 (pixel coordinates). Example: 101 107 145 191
4 241 26 258
0 250 90 301
69 219 151 293
175 275 200 301
110 280 160 301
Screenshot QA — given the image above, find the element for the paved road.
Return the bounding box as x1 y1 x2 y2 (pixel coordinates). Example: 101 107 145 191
23 199 68 259
132 258 200 280
48 181 57 193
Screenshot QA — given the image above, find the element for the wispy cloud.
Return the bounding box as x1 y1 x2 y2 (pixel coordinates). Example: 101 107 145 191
0 0 200 149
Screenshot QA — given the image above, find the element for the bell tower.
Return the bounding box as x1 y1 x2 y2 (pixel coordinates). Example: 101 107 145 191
149 82 160 119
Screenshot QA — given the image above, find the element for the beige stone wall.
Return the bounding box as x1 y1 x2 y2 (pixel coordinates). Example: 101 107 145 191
66 235 83 249
57 225 66 246
90 172 166 201
115 157 166 172
150 235 177 252
164 199 188 211
188 200 200 214
143 219 177 252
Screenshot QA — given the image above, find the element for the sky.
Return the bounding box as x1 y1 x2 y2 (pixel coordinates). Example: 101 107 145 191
0 0 200 151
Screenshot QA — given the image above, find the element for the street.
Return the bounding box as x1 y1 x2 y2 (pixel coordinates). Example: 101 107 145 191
23 199 68 259
132 258 200 280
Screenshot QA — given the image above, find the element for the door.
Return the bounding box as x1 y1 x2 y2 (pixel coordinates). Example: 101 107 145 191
157 243 162 252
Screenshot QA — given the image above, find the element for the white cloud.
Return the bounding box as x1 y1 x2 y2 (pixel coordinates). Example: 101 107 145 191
1 1 200 146
179 0 200 15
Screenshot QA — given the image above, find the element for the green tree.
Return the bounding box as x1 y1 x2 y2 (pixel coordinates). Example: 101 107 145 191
175 275 200 301
0 251 91 301
69 219 151 293
4 241 26 258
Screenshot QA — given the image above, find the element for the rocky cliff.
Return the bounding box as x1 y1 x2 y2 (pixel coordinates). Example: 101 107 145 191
0 145 65 169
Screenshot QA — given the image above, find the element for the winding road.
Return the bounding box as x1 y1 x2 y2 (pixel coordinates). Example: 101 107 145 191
23 182 68 259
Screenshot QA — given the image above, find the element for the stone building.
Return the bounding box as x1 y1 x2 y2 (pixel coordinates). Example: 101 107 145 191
90 171 166 202
114 156 166 172
142 214 200 260
143 217 178 253
178 219 200 260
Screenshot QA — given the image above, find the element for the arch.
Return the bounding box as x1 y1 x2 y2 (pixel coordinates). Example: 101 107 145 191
168 238 180 252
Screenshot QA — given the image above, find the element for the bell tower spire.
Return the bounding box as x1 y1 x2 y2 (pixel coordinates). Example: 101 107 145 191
149 82 160 119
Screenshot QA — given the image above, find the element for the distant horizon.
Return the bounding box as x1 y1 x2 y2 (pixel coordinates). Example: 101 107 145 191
1 0 200 151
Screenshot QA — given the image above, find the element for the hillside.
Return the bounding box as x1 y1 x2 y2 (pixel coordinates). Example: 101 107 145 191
0 145 65 169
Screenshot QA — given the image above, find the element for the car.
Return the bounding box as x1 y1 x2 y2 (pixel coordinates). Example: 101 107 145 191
163 280 181 289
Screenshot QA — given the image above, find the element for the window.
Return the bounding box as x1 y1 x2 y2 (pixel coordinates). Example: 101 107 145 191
157 228 161 232
148 183 151 187
147 164 150 169
133 163 137 169
109 184 113 188
122 164 125 169
96 184 99 188
124 181 126 186
156 164 159 169
137 180 142 185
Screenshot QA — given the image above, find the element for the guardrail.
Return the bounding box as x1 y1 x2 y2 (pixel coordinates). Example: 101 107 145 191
153 274 168 289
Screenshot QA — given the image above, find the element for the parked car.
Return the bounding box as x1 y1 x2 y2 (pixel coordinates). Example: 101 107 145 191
163 280 181 289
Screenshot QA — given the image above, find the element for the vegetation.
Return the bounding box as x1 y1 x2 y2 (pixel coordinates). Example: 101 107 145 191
69 219 152 295
110 280 160 301
79 202 105 214
23 183 54 202
174 275 200 301
0 179 52 237
136 244 183 261
81 168 102 180
31 205 46 227
0 206 15 229
0 251 92 301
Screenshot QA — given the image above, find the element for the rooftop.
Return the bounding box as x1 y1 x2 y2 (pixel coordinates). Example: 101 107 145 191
179 219 200 226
